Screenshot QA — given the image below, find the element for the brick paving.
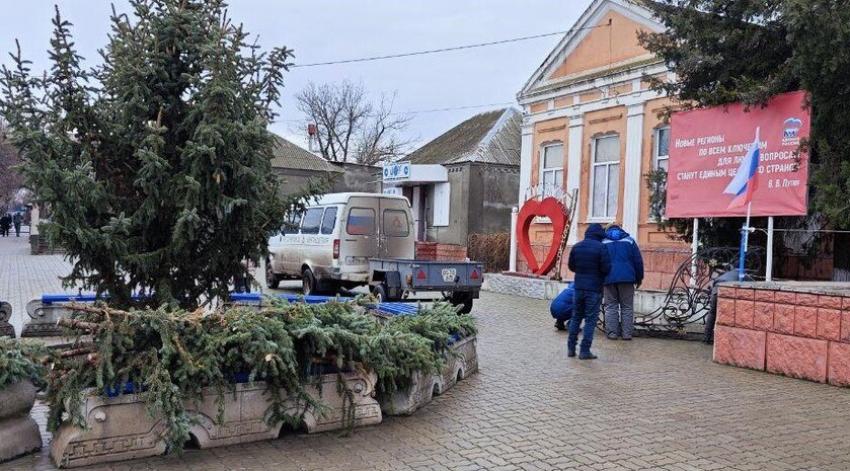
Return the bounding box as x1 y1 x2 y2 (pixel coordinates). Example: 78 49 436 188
0 234 72 336
3 236 850 470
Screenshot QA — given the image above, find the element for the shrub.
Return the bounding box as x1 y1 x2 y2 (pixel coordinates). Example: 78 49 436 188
468 232 511 272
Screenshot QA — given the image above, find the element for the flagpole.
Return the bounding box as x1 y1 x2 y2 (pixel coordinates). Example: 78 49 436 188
738 198 752 282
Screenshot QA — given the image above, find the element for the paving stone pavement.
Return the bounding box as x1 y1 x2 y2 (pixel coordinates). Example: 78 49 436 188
0 235 72 336
3 236 850 470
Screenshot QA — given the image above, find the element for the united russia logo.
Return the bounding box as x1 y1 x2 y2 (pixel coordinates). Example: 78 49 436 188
782 117 803 146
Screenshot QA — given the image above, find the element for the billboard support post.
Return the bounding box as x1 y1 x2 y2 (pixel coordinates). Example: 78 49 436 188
690 218 699 287
766 216 775 282
739 202 752 281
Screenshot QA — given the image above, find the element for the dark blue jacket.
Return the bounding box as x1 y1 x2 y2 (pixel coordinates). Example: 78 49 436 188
550 283 574 321
603 226 644 285
567 224 612 293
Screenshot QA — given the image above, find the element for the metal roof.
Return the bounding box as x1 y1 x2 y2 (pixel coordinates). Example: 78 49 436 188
312 192 410 206
269 134 343 173
406 108 521 166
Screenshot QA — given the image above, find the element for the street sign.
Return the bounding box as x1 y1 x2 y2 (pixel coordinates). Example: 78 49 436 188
383 161 411 182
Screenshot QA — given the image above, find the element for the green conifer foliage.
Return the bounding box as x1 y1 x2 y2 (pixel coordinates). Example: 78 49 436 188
46 300 476 452
0 338 46 390
640 1 850 240
0 0 294 309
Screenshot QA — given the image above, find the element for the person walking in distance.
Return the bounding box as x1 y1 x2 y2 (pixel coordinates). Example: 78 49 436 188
12 212 22 237
602 223 644 340
0 214 9 237
567 223 612 360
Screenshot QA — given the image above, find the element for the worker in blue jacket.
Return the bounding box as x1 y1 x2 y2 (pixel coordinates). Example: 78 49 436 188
550 283 575 331
602 223 644 340
566 223 611 359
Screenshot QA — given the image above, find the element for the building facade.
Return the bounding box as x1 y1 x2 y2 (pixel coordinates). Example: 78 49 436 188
383 109 521 251
517 0 688 289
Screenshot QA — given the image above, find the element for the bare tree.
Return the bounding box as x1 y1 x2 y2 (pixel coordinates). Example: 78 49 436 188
295 81 412 165
0 121 23 212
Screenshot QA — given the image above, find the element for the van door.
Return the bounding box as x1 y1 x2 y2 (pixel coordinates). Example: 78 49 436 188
295 206 327 275
339 197 380 276
379 198 415 260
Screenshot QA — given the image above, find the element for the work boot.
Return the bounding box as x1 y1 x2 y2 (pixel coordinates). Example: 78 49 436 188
567 349 576 358
606 333 618 340
555 319 566 331
579 352 598 360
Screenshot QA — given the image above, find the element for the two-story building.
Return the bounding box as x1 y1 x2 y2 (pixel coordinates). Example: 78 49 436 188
516 0 687 289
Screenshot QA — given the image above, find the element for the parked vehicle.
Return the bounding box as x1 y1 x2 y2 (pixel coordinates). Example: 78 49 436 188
266 193 483 313
267 193 416 295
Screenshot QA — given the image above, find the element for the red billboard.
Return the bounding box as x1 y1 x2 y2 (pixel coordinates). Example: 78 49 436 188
666 91 810 218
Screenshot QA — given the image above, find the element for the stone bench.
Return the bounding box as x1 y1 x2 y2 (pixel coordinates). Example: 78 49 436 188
0 302 13 338
50 369 382 468
0 381 42 463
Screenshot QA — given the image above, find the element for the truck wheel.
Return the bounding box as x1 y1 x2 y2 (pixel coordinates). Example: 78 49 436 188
450 293 474 315
265 259 280 289
372 284 389 304
323 281 340 297
302 269 317 296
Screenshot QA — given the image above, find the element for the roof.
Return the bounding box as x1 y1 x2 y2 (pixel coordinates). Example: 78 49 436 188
406 108 521 166
518 0 663 99
312 192 410 206
269 134 343 173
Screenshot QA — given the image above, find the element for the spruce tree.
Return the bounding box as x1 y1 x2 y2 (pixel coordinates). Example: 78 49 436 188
640 0 850 244
0 0 294 309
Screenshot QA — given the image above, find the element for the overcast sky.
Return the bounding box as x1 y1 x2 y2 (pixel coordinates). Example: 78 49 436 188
0 0 592 150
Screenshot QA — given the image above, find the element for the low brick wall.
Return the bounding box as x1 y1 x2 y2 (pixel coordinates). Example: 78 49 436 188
713 282 850 386
415 242 467 261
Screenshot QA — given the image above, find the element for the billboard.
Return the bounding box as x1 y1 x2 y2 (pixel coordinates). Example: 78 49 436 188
666 91 810 218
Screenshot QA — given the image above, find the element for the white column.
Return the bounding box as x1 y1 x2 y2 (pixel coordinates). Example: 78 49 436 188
509 207 518 272
567 115 584 245
690 218 699 287
766 216 775 282
518 120 534 204
412 186 422 241
622 103 645 236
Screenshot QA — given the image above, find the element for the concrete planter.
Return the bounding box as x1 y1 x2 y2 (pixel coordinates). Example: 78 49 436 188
0 302 13 338
381 335 479 416
22 299 68 337
51 369 382 468
0 381 42 463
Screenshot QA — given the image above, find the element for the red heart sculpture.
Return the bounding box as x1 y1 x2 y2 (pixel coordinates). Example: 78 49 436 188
516 197 569 276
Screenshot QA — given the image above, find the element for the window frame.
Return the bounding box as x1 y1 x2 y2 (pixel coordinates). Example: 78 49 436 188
300 207 325 235
346 207 377 236
654 126 670 172
650 126 671 222
588 134 621 222
320 206 338 235
281 210 302 235
382 209 410 237
539 142 565 198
